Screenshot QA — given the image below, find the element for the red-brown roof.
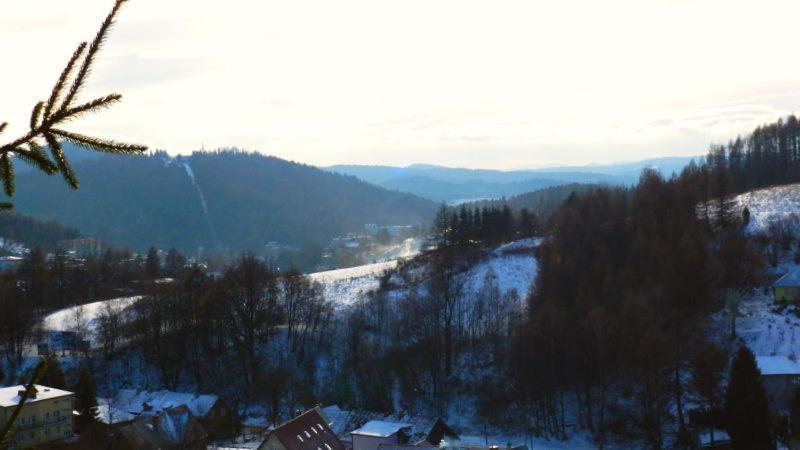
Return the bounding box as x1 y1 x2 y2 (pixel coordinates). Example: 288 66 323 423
271 408 346 450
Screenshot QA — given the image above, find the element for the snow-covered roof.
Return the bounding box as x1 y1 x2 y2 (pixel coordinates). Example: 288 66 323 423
774 267 800 287
113 389 220 418
321 405 453 443
351 420 412 438
0 385 73 408
756 355 800 375
698 429 730 446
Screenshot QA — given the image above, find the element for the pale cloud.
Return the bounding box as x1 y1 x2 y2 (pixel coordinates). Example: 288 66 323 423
2 0 800 169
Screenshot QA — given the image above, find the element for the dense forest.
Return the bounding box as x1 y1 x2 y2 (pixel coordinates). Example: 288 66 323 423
5 149 437 253
0 212 79 251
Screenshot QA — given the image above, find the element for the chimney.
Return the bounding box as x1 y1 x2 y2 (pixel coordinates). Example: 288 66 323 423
19 386 37 400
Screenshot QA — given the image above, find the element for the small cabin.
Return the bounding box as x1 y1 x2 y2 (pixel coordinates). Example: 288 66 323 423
773 267 800 302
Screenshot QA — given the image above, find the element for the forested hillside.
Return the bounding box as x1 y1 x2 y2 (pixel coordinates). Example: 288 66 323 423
6 150 437 253
0 212 79 250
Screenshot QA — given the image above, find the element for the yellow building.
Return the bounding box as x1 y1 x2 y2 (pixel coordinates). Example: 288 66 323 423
0 384 75 448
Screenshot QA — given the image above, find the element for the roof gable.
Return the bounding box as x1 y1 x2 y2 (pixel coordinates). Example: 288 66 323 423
271 408 346 450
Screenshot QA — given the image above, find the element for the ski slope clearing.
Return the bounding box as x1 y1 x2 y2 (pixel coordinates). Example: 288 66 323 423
732 183 800 233
310 260 399 307
42 296 141 345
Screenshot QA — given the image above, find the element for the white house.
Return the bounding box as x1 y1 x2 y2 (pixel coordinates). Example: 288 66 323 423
350 421 412 450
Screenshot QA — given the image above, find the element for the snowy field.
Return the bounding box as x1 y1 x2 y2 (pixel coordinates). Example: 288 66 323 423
731 289 800 358
310 259 399 307
41 296 141 346
463 247 539 300
731 183 800 233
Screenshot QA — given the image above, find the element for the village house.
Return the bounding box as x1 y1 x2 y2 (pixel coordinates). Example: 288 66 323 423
350 420 412 450
0 384 75 448
258 407 345 450
773 267 800 302
321 405 458 446
756 355 800 411
98 389 236 439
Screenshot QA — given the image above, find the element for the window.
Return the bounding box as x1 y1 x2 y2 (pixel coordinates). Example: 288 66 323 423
305 431 312 438
297 435 304 442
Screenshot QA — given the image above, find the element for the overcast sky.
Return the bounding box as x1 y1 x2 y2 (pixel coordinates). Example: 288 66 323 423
3 0 800 169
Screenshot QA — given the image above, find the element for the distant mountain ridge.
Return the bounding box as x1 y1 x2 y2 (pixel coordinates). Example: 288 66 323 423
326 156 697 202
6 149 437 253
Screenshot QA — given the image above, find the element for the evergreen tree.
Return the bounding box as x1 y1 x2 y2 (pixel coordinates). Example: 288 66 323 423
145 246 160 279
41 354 66 389
725 346 773 449
74 368 99 430
164 247 186 276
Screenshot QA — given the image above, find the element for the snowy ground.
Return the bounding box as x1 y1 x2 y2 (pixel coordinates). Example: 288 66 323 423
731 183 800 233
41 296 141 346
463 243 539 300
729 289 800 358
310 259 399 307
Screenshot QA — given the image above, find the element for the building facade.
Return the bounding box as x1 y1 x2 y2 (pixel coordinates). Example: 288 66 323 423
0 384 75 448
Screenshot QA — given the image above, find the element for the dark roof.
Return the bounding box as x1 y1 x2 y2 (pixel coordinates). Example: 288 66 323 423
272 408 346 450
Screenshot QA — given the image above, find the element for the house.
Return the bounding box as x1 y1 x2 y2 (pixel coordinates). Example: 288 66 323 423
756 355 800 411
320 405 458 445
773 267 800 301
350 420 412 450
0 384 75 447
697 429 731 449
100 389 236 438
258 407 345 450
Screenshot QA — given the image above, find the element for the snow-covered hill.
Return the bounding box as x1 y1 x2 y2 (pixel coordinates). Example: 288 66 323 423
42 296 141 347
310 259 399 307
732 183 800 233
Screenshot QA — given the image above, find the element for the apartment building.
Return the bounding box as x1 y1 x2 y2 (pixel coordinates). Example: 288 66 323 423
0 384 75 447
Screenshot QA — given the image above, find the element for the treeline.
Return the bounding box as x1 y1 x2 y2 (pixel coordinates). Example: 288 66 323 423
512 168 764 447
433 204 539 247
0 246 187 365
682 114 800 220
0 212 79 251
98 255 335 423
470 183 598 226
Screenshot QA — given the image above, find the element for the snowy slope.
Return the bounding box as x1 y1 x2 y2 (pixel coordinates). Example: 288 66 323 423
42 296 141 346
310 260 400 307
731 183 800 233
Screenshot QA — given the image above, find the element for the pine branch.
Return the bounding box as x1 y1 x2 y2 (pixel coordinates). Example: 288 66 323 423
52 128 146 155
44 133 78 189
30 101 44 130
44 42 87 120
14 143 58 174
0 0 143 208
0 154 14 197
53 94 122 123
62 0 127 109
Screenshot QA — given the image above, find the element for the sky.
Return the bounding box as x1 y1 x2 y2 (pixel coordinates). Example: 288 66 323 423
3 0 800 170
